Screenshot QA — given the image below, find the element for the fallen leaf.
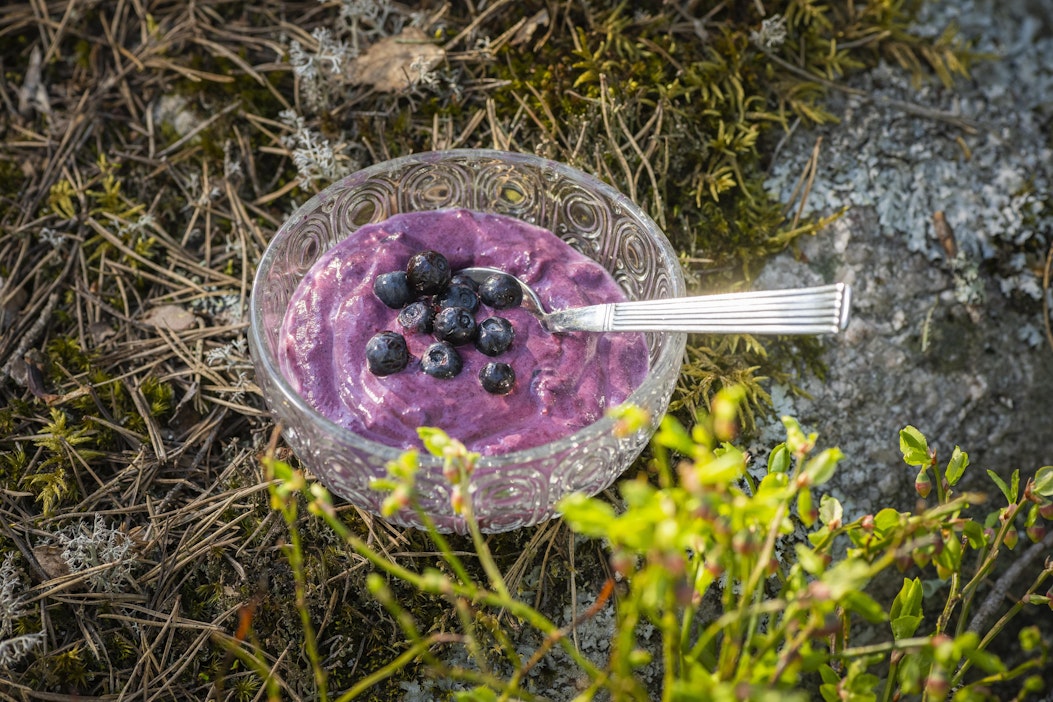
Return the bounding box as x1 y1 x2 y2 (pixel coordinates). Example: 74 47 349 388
23 349 58 403
18 46 51 117
347 27 445 93
33 544 70 580
511 9 550 46
88 321 117 344
142 304 198 331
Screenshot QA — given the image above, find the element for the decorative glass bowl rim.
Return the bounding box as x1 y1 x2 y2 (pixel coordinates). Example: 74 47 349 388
248 148 687 469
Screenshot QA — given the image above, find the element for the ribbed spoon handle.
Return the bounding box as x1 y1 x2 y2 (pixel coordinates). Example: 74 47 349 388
544 283 851 334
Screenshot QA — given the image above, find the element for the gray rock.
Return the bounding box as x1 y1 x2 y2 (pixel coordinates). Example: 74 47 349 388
756 0 1053 516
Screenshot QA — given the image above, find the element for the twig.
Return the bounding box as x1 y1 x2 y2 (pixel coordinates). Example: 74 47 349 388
1 291 58 382
966 528 1053 634
599 74 636 203
781 136 823 230
760 47 979 134
1042 241 1052 354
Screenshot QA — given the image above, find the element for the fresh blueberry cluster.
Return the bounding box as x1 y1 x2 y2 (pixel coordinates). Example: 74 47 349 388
365 250 521 395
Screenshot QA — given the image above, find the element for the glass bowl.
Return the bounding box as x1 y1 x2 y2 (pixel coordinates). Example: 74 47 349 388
249 149 686 533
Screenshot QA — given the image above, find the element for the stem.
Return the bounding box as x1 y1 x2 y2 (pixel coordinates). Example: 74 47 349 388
464 490 512 601
881 657 901 702
837 636 934 658
661 608 678 702
952 566 1052 687
454 597 491 676
768 622 820 685
933 569 961 636
964 522 1053 635
284 509 329 701
690 599 787 662
334 634 450 701
211 633 284 702
955 656 1048 694
314 485 606 682
742 502 787 605
932 461 948 506
679 558 703 654
413 499 476 589
717 516 772 679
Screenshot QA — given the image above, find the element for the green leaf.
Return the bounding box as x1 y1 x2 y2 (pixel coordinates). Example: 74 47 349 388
1033 466 1053 498
758 471 789 496
846 671 882 696
818 685 839 702
962 520 986 549
653 415 697 456
619 478 656 508
798 488 816 527
559 493 616 537
795 543 827 575
417 427 452 455
987 469 1017 504
874 508 905 535
963 647 1006 674
891 614 924 643
890 578 923 640
804 448 844 486
768 443 791 474
934 531 963 575
819 664 841 685
843 590 887 624
899 426 932 467
262 456 294 481
782 416 818 456
822 559 874 599
454 687 499 702
817 665 842 702
945 446 969 486
890 578 923 620
808 525 831 548
694 450 746 486
819 494 843 529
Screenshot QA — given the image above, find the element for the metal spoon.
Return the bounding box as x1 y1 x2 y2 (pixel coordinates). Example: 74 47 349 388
458 267 851 335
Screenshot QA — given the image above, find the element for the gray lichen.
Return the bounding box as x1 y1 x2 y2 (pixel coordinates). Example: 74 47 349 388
764 0 1053 307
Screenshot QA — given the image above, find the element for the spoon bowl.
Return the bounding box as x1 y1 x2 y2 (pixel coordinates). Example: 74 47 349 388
459 266 851 335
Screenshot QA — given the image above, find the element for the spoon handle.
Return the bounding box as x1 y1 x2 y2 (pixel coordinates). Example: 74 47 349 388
545 283 851 335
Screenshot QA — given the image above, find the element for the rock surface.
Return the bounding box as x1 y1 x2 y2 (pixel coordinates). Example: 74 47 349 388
756 0 1053 516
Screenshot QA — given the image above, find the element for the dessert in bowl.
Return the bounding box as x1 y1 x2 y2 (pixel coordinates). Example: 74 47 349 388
249 150 686 533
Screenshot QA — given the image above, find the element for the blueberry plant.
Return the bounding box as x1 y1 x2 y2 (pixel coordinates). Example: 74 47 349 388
257 388 1053 701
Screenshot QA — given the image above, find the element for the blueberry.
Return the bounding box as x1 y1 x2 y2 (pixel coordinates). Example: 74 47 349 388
474 316 514 356
373 271 412 309
479 273 523 309
420 341 462 378
449 273 479 291
432 306 477 346
397 300 435 334
365 331 409 376
437 284 479 313
479 362 515 394
406 250 451 295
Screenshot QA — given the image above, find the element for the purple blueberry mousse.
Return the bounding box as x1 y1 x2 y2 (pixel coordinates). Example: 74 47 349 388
277 208 649 455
